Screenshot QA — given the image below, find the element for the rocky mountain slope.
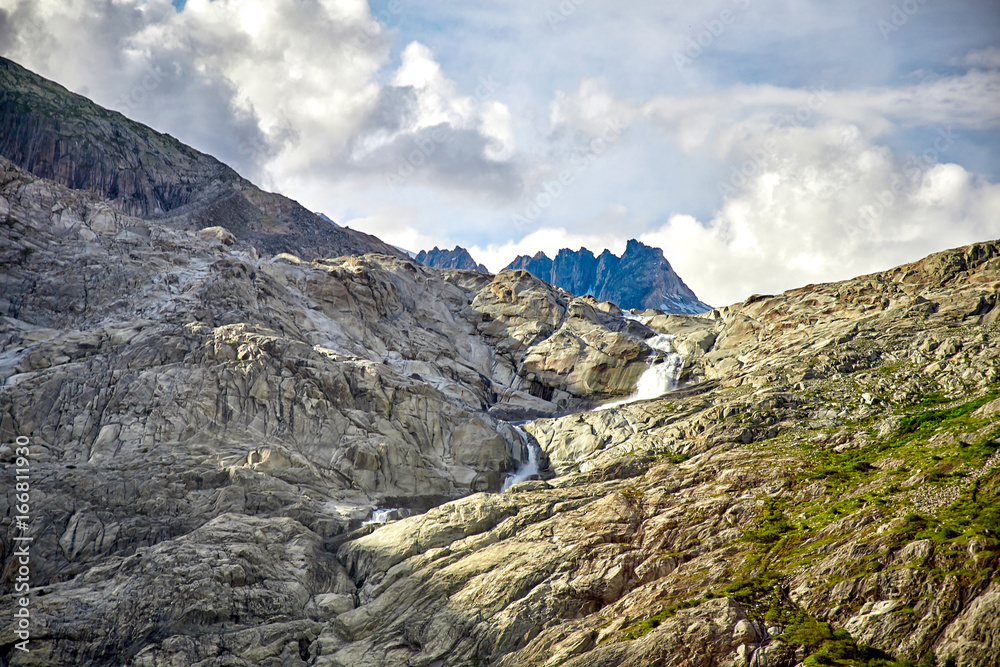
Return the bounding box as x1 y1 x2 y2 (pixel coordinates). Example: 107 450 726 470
3 143 999 665
0 147 674 663
324 241 1000 667
1 59 999 667
506 239 712 315
0 56 399 261
416 246 490 274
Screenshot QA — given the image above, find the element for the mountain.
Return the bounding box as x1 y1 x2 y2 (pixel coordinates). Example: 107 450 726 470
416 245 490 273
317 212 341 227
506 239 712 314
0 56 400 260
2 58 1000 667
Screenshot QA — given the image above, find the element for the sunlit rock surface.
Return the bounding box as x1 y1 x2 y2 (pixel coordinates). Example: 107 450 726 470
2 56 1000 667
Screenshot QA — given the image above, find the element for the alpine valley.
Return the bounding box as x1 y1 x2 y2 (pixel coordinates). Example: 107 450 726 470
1 56 1000 667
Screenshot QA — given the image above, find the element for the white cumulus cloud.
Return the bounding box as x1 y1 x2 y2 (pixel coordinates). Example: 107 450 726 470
639 124 1000 307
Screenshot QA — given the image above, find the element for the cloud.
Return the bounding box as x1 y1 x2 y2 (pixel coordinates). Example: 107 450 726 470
551 70 1000 160
638 122 1000 307
529 66 1000 307
1 0 998 310
472 123 1000 307
342 41 521 199
339 208 441 257
0 0 516 197
484 69 1000 308
962 47 1000 69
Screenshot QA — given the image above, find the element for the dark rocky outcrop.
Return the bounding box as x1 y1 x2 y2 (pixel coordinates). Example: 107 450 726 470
506 239 711 314
0 55 401 261
416 245 489 273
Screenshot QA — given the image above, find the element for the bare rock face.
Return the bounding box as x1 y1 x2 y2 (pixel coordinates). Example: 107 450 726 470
505 239 711 314
3 515 345 666
0 152 663 665
472 269 650 404
0 56 402 262
2 147 999 665
2 58 1000 667
416 246 489 273
934 582 1000 664
275 239 1000 667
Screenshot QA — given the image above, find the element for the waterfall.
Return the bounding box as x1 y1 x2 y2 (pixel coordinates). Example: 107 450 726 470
603 333 683 408
621 311 654 325
633 334 684 399
363 508 400 525
502 425 541 491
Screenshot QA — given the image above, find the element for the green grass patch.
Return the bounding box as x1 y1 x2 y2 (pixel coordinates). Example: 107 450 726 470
776 612 934 666
800 386 1000 497
650 451 690 465
895 392 996 443
613 384 1000 654
618 485 644 501
707 579 917 666
617 597 705 641
911 391 951 409
744 498 796 547
892 476 1000 547
711 571 793 624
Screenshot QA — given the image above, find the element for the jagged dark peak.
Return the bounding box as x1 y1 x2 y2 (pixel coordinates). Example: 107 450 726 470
622 237 663 260
502 239 710 314
416 245 489 273
555 246 597 259
0 55 402 260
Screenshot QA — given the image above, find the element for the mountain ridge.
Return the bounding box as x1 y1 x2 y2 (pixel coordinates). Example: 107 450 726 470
505 238 712 314
416 245 490 273
0 55 402 261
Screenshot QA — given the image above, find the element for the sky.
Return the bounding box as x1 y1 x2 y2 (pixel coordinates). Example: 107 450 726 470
1 0 998 307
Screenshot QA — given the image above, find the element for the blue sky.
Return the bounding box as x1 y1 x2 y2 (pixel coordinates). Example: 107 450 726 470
1 0 998 305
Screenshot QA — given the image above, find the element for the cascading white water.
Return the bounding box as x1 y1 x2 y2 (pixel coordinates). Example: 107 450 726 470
621 311 654 326
501 425 540 491
500 333 681 488
633 334 684 399
603 333 683 408
362 508 400 525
